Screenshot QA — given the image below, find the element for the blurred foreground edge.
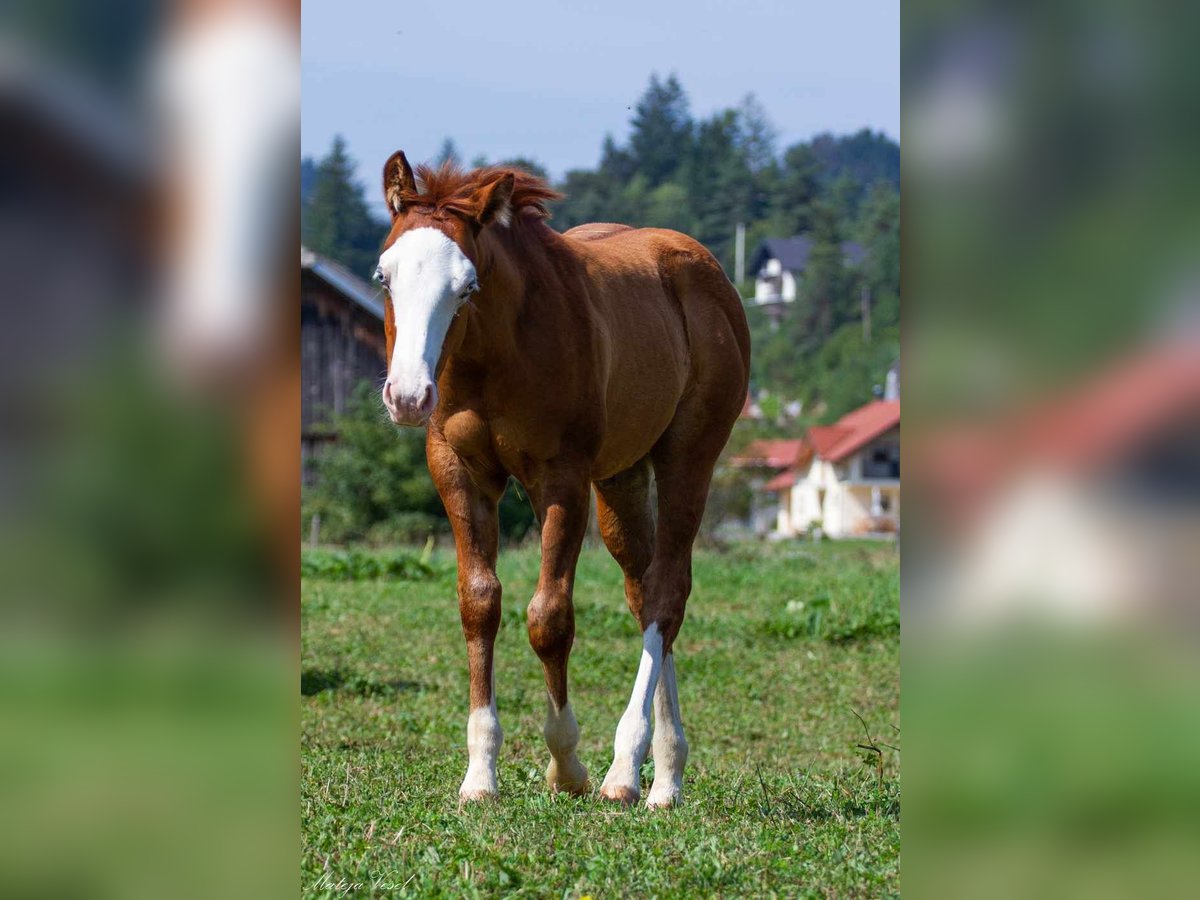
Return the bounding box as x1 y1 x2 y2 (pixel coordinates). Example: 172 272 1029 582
1 2 299 899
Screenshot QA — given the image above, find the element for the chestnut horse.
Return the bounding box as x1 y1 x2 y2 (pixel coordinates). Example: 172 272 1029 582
376 153 750 807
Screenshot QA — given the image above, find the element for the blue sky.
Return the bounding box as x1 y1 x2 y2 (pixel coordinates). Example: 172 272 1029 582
302 0 898 213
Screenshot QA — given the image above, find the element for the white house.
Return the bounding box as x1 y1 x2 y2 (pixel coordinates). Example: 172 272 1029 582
762 399 900 538
748 236 866 308
727 438 808 535
914 339 1200 627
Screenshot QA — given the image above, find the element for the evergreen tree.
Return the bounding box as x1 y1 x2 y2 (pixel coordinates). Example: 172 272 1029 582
809 129 900 191
497 156 550 182
829 172 864 226
857 181 901 301
736 94 778 174
799 200 851 345
684 110 750 266
645 181 691 232
301 136 384 279
436 138 461 167
553 168 616 229
772 143 821 235
629 74 693 186
598 134 638 183
300 156 317 205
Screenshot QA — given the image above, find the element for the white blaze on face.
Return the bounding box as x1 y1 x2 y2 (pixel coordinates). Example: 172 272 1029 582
378 227 477 423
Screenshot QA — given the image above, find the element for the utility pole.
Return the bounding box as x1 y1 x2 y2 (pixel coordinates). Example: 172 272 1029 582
861 282 872 343
734 222 746 289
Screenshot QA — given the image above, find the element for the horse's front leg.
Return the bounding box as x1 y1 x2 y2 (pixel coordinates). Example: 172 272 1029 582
526 471 592 795
428 435 505 803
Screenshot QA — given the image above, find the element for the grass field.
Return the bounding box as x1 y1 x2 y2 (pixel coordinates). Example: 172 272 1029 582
302 540 899 898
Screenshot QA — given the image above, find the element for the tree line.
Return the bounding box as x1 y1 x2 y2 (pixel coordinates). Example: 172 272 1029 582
302 74 898 543
302 73 899 420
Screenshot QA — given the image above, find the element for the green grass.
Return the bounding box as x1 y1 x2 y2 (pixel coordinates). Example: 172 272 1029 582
302 540 899 898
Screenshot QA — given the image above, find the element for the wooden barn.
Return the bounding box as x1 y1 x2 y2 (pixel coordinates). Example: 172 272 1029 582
301 246 387 481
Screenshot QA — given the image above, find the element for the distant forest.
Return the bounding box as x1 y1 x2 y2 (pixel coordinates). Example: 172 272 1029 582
301 74 899 424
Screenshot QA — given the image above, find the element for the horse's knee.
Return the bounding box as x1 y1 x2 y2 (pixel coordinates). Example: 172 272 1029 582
526 588 574 662
459 570 502 641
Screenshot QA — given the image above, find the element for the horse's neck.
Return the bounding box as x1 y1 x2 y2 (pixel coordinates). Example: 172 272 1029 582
445 235 523 370
450 225 582 382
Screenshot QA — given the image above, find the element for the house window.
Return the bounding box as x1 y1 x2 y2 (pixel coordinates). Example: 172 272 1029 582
862 441 900 479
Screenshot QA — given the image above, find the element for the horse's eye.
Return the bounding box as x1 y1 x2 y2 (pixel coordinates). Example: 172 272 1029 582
373 266 385 284
460 279 479 299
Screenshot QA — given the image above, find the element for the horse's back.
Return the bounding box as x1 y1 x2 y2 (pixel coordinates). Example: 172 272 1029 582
562 222 635 242
569 225 750 381
561 224 750 476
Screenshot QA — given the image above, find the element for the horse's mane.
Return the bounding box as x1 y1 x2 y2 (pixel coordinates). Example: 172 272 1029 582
401 161 563 221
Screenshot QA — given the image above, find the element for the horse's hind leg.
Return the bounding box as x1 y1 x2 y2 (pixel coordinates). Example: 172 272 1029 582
612 395 739 808
593 459 659 804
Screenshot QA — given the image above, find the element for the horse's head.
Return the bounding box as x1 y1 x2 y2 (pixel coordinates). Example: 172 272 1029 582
375 151 514 426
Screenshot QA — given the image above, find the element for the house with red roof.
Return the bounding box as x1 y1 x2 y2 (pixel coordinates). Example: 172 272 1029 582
747 399 900 538
727 438 810 534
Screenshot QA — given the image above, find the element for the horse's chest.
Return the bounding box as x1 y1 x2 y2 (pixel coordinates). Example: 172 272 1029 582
443 409 553 480
443 410 492 458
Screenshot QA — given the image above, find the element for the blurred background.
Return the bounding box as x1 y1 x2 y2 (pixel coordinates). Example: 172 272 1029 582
0 0 296 896
299 1 901 547
904 0 1200 897
5 0 1199 894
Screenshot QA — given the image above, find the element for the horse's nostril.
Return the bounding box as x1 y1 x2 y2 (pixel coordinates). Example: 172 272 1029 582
383 381 395 406
419 384 433 411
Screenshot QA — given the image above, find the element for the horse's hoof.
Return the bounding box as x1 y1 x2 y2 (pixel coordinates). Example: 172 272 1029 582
598 783 640 805
645 786 681 809
547 759 590 796
551 778 591 797
458 788 498 804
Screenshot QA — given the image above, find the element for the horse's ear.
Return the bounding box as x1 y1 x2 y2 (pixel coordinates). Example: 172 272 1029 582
467 173 515 228
382 151 416 216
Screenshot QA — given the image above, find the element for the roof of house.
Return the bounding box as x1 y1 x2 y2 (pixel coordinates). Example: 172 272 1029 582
730 438 809 469
1017 341 1200 471
301 245 385 320
740 400 902 493
914 339 1200 531
749 236 867 277
809 400 900 462
763 469 798 491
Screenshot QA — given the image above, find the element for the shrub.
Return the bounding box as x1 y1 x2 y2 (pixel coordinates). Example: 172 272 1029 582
299 547 441 581
304 383 536 545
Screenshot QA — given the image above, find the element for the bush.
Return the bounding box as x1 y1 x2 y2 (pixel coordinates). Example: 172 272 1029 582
304 383 537 545
364 513 443 547
299 547 441 581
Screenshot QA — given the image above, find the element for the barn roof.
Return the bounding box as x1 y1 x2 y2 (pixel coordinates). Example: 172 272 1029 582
301 245 385 320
